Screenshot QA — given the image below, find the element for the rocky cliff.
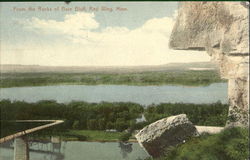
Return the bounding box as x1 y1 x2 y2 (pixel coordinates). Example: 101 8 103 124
169 2 249 127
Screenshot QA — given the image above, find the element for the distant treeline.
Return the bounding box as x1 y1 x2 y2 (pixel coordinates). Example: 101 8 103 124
145 102 228 126
0 100 228 132
0 70 226 88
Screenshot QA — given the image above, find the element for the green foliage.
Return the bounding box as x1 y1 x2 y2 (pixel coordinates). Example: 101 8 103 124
130 121 149 130
65 133 87 141
72 120 80 129
0 121 50 138
163 127 249 160
66 130 123 141
106 122 115 129
115 118 130 132
0 100 143 132
119 132 132 142
0 70 225 88
87 119 97 130
31 130 123 142
145 101 228 126
0 100 229 136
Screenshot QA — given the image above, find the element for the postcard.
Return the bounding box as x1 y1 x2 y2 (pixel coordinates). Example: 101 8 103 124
0 1 249 160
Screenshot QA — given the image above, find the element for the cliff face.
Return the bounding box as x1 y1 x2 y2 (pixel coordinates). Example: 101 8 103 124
169 2 249 127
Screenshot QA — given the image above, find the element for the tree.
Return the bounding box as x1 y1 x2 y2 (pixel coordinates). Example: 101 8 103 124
72 120 80 129
106 122 114 129
115 118 129 132
87 119 98 130
119 133 131 142
98 118 106 130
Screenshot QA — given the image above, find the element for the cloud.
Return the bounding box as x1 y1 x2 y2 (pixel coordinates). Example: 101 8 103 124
2 11 210 66
23 12 99 36
140 17 174 34
21 11 174 43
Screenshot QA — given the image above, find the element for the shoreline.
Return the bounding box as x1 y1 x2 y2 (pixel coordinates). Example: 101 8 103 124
0 81 226 88
28 134 139 143
28 138 139 143
0 70 225 88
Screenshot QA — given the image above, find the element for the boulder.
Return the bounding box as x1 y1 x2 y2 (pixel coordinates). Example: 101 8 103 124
135 114 198 158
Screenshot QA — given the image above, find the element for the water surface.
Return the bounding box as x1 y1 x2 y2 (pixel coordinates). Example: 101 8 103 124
0 83 228 105
0 141 149 160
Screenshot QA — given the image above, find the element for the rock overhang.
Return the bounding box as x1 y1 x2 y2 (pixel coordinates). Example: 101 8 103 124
169 1 249 127
169 1 249 56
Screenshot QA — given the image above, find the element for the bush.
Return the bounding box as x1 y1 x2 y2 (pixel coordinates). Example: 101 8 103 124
65 134 87 141
164 127 249 160
145 102 228 126
0 100 144 132
72 120 80 129
115 119 129 132
119 133 132 142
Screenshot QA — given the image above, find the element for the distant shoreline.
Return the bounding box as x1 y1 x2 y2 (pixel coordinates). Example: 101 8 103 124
0 70 226 88
0 62 217 73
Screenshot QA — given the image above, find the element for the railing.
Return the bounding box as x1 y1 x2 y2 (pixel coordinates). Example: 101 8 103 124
0 120 64 143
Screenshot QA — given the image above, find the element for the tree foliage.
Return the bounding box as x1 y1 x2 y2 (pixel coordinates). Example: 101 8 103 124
145 101 228 126
164 127 249 160
0 100 143 132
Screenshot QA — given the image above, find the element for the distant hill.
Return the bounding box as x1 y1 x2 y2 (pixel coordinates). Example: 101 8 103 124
0 62 218 73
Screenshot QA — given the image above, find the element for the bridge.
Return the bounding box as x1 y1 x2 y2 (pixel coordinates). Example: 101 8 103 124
1 140 65 159
0 120 64 160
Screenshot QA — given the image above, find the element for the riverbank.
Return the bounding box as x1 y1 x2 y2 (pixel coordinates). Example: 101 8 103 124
29 130 138 142
1 100 229 143
0 70 225 88
0 100 228 131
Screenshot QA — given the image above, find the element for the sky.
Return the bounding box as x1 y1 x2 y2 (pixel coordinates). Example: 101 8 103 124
0 2 211 66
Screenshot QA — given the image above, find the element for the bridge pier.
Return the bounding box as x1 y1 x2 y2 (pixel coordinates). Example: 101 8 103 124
14 136 29 160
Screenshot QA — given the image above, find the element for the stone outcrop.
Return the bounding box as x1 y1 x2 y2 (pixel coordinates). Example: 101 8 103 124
169 2 249 127
135 114 198 158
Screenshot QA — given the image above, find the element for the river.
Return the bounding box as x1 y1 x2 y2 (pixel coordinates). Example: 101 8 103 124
0 83 228 159
0 140 149 160
0 83 228 105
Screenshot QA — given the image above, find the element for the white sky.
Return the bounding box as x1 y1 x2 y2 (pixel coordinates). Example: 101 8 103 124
0 2 210 66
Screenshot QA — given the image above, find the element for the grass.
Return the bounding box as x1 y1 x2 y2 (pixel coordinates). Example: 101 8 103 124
29 129 134 142
66 130 124 141
156 127 249 160
0 70 226 88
